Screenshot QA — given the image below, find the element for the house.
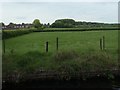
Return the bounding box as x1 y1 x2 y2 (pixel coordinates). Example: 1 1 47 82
1 22 33 30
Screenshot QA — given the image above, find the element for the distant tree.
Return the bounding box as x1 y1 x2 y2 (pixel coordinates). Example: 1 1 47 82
47 23 50 26
1 22 5 26
51 19 75 28
22 23 25 25
43 23 47 28
42 23 50 28
8 22 15 29
47 23 50 28
32 19 42 29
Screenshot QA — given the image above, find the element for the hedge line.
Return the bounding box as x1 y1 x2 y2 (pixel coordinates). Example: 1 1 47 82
32 27 119 32
2 29 36 39
2 27 119 39
43 27 118 31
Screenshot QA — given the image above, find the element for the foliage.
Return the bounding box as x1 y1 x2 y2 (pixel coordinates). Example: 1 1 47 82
51 19 75 28
43 23 50 28
3 50 118 81
2 29 36 39
50 19 118 28
54 50 79 61
1 22 5 26
32 19 42 29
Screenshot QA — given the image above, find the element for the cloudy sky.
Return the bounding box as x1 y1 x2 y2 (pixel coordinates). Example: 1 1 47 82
0 0 119 25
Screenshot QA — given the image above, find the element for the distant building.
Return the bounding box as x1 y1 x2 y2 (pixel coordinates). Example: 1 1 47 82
14 23 33 29
1 22 33 30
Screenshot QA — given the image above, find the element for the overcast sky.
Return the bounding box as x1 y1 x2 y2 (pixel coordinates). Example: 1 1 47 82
0 0 119 25
0 0 119 2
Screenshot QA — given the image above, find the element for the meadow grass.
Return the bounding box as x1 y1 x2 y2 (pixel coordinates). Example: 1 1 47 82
5 30 118 54
3 50 118 80
3 30 119 80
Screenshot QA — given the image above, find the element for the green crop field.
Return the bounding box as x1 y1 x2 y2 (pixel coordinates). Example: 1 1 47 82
3 30 119 80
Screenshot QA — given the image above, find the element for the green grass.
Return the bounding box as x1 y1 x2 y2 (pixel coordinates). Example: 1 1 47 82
5 30 118 54
3 30 119 80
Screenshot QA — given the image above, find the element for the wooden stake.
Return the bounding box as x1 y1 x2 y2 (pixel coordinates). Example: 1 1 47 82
100 38 102 50
56 37 58 51
46 41 48 52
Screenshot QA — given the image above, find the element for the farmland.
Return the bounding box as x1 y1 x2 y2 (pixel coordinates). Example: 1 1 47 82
2 3 120 89
4 30 118 54
3 30 119 81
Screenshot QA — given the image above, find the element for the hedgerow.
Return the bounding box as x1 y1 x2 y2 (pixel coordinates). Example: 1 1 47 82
2 29 36 39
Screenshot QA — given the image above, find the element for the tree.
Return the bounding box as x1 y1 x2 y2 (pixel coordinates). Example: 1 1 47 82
50 19 75 28
32 19 42 29
8 22 15 29
1 22 5 26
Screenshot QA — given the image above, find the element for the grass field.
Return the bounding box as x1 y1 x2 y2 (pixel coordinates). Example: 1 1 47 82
3 30 119 80
5 30 118 54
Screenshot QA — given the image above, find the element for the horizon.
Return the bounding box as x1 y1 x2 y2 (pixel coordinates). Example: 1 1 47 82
1 2 118 25
1 18 118 25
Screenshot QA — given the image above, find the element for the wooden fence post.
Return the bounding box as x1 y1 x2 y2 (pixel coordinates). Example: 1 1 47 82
3 38 5 53
46 41 48 52
100 38 102 50
56 37 58 51
103 36 105 50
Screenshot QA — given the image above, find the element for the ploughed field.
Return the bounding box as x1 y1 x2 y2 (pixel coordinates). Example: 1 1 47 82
3 30 119 81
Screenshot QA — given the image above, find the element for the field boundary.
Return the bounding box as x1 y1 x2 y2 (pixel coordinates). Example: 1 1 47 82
34 28 118 32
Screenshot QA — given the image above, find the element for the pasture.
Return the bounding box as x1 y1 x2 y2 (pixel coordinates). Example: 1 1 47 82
4 30 118 54
3 30 119 80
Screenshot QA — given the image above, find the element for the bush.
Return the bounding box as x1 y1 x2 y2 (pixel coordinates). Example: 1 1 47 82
54 50 79 61
2 29 36 39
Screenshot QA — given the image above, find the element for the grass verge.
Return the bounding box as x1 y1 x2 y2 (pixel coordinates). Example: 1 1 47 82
3 50 118 82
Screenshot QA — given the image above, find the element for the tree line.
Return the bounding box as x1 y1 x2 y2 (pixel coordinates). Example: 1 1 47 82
1 18 118 30
50 19 118 28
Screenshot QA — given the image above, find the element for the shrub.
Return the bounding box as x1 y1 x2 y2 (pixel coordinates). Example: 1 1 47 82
54 50 79 61
2 29 36 39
